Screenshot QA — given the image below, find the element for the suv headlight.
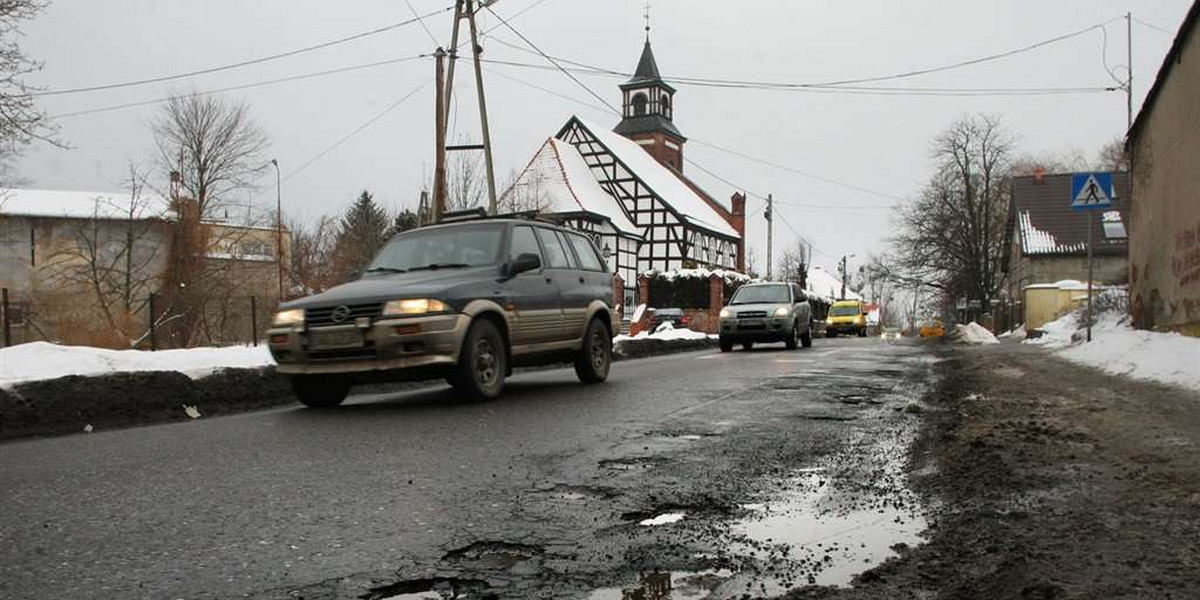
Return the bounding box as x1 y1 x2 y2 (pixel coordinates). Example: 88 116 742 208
773 307 789 318
383 298 450 316
719 307 732 319
272 309 304 326
825 317 834 325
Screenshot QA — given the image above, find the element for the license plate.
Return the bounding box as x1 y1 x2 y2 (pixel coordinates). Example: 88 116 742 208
740 319 763 327
309 329 363 348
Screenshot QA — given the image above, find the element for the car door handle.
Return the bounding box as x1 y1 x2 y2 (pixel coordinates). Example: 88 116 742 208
578 276 585 284
545 277 553 284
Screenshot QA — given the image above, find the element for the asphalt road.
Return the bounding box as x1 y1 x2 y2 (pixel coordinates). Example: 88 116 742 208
0 336 935 600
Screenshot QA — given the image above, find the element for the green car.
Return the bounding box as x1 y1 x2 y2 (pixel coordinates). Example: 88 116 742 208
718 282 814 352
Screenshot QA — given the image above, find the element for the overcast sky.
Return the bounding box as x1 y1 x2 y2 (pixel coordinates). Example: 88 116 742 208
13 0 1192 273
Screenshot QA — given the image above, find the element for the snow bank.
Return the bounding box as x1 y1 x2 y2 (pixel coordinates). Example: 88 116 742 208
1027 310 1200 392
998 325 1027 340
613 321 710 343
951 322 1000 345
0 342 275 388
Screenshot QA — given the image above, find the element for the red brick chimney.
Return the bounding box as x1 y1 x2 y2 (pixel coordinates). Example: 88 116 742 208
730 192 746 272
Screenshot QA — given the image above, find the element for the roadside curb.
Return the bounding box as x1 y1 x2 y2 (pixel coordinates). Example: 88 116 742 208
0 337 720 442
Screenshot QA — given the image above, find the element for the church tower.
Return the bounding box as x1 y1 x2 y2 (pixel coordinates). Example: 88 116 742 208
614 37 685 172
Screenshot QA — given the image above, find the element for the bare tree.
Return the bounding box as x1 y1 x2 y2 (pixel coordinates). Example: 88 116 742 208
1096 137 1130 172
40 163 166 345
444 137 487 212
287 215 338 295
0 0 56 151
776 239 811 285
498 166 552 214
892 114 1014 311
152 93 270 345
153 93 269 219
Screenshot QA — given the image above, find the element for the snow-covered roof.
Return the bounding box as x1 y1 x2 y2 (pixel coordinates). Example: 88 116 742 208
806 266 860 301
510 138 639 236
0 188 170 221
574 117 739 238
1018 210 1085 255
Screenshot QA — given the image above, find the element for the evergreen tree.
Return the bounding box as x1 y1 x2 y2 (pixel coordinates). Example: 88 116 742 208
388 208 420 238
334 190 390 278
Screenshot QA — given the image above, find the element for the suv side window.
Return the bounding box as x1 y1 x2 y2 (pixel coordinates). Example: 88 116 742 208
565 232 605 271
554 231 579 269
509 226 543 266
535 228 571 269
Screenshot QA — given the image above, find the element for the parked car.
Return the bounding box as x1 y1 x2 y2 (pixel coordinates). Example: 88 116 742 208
920 319 945 338
268 219 617 406
825 299 868 337
717 282 813 352
652 308 690 330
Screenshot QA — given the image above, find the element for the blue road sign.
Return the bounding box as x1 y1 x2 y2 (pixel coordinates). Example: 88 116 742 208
1071 172 1115 211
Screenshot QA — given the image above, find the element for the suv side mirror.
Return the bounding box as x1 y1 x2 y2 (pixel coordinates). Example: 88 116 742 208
510 253 541 275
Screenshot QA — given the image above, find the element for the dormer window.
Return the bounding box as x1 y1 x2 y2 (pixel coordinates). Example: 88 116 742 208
632 93 648 116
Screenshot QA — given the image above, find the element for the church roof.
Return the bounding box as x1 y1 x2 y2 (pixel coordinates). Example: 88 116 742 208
504 137 640 236
612 114 684 139
571 117 738 238
620 40 676 92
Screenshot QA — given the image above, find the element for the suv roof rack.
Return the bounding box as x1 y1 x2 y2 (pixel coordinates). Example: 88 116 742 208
435 208 558 225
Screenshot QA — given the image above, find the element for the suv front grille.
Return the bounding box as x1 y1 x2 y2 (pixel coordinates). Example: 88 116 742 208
737 311 767 319
306 303 383 327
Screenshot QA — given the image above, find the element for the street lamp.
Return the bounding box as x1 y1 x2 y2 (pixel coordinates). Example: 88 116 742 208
270 159 283 300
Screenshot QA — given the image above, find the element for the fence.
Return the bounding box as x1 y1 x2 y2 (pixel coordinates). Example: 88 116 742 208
0 287 281 350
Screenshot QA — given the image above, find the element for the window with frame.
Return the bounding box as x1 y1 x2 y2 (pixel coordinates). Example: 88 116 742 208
565 232 606 271
535 227 571 268
509 225 542 263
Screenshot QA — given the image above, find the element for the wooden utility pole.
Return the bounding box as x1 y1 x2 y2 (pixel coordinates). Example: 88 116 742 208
1126 12 1134 131
841 255 848 300
433 48 447 223
467 0 499 215
765 194 773 280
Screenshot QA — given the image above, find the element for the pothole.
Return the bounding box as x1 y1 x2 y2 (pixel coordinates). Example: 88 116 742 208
363 577 494 600
585 570 734 600
599 457 662 472
441 541 543 570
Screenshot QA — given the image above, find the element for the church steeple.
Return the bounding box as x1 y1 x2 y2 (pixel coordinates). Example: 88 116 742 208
614 36 685 171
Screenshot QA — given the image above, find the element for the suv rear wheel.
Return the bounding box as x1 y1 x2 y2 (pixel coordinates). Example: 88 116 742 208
574 317 611 384
785 320 801 350
290 375 350 408
449 319 507 401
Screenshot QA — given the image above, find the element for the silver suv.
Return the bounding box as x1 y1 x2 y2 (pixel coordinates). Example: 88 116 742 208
268 219 617 406
717 282 813 352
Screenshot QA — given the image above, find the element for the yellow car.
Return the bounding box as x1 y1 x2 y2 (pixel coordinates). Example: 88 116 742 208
920 320 945 338
825 300 868 337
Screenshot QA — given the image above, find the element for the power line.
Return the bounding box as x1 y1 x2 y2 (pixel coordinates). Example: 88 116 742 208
485 18 1126 93
283 79 433 181
483 67 615 116
406 0 442 46
1133 17 1176 36
32 5 452 97
50 55 429 119
480 4 621 114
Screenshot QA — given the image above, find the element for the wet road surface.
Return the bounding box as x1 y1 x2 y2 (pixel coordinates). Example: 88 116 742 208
0 336 936 600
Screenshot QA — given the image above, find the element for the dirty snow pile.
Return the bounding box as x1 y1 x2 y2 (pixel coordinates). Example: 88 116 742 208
1027 310 1200 392
950 322 1000 345
998 325 1027 340
613 321 710 343
0 342 275 388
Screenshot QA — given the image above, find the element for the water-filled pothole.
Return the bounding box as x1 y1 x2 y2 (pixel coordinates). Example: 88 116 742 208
365 577 493 600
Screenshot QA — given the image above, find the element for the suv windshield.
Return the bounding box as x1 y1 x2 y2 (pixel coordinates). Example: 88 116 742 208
830 305 862 316
367 224 504 273
730 285 790 305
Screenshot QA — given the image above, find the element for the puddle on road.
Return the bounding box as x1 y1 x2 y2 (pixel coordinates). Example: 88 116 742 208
586 570 734 600
730 467 926 591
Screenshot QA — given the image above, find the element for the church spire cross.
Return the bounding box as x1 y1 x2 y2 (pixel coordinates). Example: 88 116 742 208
643 2 651 40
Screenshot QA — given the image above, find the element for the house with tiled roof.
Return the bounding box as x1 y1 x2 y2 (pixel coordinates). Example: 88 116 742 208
1000 171 1131 327
502 37 746 307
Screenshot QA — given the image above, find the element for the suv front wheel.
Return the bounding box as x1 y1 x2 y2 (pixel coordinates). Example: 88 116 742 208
574 317 612 383
291 375 351 408
449 319 507 401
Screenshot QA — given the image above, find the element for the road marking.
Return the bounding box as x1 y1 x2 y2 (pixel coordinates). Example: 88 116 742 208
775 359 813 363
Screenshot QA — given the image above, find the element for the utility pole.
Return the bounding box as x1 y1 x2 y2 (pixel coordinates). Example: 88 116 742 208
840 255 847 299
437 0 498 217
1126 12 1134 131
467 0 499 215
270 159 283 300
433 48 448 223
765 194 773 280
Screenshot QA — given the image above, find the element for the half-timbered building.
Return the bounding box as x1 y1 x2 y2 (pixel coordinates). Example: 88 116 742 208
504 38 746 304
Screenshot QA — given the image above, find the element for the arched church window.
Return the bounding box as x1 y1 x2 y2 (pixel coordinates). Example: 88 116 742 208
660 95 671 118
632 93 648 116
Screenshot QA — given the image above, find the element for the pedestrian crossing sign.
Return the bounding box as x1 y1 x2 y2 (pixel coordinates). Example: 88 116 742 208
1071 172 1115 211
